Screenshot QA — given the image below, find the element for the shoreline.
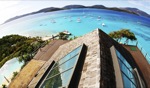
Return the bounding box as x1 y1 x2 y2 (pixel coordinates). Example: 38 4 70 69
41 36 52 41
1 68 21 87
3 5 149 24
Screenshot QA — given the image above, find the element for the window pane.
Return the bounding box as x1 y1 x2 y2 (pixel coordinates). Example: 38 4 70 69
70 46 82 57
58 46 82 65
47 55 78 78
41 69 73 88
122 73 136 88
119 60 133 79
120 58 131 69
116 50 137 87
40 45 84 88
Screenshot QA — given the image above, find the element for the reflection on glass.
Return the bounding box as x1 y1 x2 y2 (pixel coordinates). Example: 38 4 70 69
41 69 73 88
116 50 132 69
58 46 82 65
116 50 136 87
41 45 83 88
47 55 78 78
122 73 136 88
118 60 133 79
41 72 62 88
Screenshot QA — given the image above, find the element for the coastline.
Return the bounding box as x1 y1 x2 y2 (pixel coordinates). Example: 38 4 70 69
1 68 21 87
3 5 150 24
42 36 52 41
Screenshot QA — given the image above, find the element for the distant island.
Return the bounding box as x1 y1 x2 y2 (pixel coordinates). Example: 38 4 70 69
4 5 150 24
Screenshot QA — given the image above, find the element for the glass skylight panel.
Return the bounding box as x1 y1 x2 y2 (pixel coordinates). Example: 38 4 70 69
116 50 137 88
58 46 81 65
41 69 73 88
40 45 83 88
47 55 78 78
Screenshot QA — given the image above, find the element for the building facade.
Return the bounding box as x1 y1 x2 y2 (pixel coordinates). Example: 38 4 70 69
28 29 149 88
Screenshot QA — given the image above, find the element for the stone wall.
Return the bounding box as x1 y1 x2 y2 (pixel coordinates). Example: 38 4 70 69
50 29 100 87
99 31 116 88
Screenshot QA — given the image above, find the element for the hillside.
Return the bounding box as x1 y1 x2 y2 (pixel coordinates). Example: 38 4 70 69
4 5 150 24
0 35 45 67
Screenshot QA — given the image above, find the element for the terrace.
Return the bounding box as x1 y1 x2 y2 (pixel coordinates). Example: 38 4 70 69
122 44 150 86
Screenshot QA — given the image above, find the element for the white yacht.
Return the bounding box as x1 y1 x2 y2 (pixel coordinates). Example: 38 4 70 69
77 18 81 23
50 19 56 23
97 16 101 20
102 23 105 27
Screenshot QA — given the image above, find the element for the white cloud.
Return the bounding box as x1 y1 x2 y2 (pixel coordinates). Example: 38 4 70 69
0 0 20 10
0 0 21 24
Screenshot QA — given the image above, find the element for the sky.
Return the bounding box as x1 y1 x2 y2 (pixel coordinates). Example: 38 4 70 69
0 0 150 24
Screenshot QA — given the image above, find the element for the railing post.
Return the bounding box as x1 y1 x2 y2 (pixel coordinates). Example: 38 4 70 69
141 47 142 52
145 53 147 58
136 41 138 46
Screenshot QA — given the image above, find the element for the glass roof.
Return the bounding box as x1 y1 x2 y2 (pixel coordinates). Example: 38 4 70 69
40 45 83 88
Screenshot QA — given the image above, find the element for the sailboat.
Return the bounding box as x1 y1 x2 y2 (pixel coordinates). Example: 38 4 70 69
102 23 105 27
77 18 81 23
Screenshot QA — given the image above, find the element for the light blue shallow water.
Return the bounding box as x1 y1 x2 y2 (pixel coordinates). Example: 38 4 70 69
0 58 24 86
0 8 150 60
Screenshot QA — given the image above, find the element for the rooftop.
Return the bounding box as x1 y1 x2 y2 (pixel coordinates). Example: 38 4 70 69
34 40 69 61
9 29 150 88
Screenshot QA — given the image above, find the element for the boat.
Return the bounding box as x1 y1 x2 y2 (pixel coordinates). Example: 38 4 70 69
50 19 56 23
69 19 72 22
97 16 101 20
83 15 87 18
77 18 81 23
102 23 105 27
64 16 67 19
69 16 72 22
62 30 71 35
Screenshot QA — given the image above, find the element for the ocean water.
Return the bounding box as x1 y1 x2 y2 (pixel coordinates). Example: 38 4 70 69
0 8 150 60
0 58 24 86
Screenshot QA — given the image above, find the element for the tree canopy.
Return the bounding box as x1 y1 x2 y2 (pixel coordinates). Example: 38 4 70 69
58 32 71 40
109 29 137 44
0 34 44 67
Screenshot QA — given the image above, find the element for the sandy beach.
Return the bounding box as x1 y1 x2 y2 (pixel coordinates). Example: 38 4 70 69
42 36 52 40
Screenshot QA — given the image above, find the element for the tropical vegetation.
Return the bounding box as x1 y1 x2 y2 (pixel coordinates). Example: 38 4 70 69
0 34 45 67
57 31 80 41
2 84 6 88
109 29 137 44
58 32 71 40
11 71 18 80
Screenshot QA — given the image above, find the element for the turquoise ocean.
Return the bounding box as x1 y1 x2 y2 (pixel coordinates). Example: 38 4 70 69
0 9 150 76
